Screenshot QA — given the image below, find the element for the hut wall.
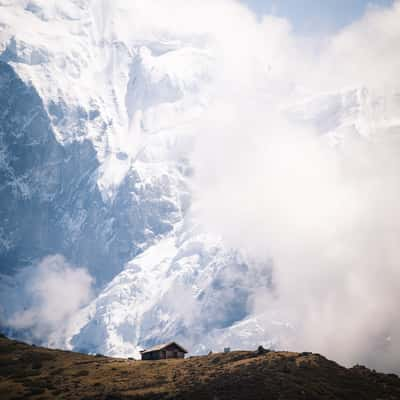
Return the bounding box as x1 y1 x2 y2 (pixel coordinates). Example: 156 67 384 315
141 344 186 360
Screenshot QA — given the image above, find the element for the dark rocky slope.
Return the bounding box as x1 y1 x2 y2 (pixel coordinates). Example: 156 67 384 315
0 335 399 399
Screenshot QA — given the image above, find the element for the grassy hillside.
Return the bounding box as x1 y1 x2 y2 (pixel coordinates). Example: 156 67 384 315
0 334 399 399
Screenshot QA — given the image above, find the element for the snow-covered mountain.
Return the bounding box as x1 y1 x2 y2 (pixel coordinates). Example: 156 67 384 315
0 0 210 284
1 0 399 359
0 0 269 355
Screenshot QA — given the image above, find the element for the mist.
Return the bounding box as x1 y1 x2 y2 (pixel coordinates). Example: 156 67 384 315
188 1 400 371
4 255 94 348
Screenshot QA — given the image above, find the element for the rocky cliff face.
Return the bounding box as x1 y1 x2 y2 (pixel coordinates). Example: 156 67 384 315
0 1 198 285
0 60 188 285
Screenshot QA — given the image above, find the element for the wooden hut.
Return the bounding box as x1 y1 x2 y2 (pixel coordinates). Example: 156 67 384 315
140 342 188 360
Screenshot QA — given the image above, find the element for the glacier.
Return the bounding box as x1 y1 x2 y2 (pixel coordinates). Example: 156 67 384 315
1 0 400 359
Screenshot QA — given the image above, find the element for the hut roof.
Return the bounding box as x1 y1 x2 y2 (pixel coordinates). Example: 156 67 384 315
140 341 188 354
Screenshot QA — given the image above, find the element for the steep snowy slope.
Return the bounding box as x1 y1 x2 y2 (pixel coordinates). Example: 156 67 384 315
69 227 273 357
0 0 211 284
287 87 400 144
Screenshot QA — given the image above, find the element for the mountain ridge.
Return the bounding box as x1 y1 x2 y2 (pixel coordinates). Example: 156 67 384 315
1 334 400 400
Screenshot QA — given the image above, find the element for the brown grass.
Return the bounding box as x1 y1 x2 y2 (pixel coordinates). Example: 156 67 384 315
0 335 399 399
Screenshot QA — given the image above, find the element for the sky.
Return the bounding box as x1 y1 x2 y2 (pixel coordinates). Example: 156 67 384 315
240 0 394 34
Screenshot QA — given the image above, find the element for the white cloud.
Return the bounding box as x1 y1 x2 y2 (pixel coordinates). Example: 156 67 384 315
188 1 400 372
8 255 94 346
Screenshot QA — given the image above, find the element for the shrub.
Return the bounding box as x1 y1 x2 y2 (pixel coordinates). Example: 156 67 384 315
31 359 42 369
74 369 90 377
28 387 45 396
49 367 65 375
